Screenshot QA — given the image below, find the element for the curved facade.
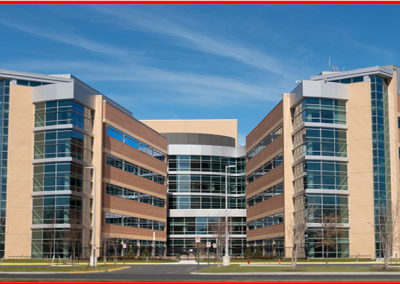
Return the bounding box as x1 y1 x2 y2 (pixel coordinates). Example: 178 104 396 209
161 133 235 147
166 144 247 256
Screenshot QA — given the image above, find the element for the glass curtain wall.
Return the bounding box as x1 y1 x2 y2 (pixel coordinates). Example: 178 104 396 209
370 75 391 258
0 79 10 257
291 97 349 258
32 99 94 258
167 154 246 256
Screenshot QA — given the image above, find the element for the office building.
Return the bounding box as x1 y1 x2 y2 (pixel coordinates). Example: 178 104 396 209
246 65 400 258
141 120 247 256
0 69 167 258
0 64 399 259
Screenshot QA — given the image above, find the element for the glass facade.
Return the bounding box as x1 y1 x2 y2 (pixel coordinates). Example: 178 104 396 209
168 155 245 174
33 162 92 194
248 212 284 230
247 153 283 183
32 99 94 258
293 160 348 194
31 228 83 259
34 129 93 162
35 100 94 132
247 125 282 160
106 154 165 185
293 127 347 162
106 183 165 208
168 174 245 194
0 79 10 257
102 238 165 257
32 195 91 226
105 213 164 231
168 195 245 209
167 153 246 256
294 194 349 224
168 217 245 235
107 125 165 162
248 237 285 257
167 237 246 256
247 183 283 207
370 75 391 258
291 96 349 258
307 228 350 258
292 98 346 129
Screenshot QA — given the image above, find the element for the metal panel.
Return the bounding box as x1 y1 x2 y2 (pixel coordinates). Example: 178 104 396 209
161 132 235 147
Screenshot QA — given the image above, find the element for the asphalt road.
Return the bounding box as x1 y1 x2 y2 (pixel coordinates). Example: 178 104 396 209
0 264 400 281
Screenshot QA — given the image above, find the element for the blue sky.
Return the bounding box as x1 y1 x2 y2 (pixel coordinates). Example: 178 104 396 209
0 5 398 145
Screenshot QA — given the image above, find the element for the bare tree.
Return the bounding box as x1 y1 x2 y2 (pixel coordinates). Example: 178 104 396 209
58 227 81 267
314 212 347 265
44 217 57 269
211 217 229 267
191 240 206 258
58 210 81 267
288 204 314 270
373 198 400 270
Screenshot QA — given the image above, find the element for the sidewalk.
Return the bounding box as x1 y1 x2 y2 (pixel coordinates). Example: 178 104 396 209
194 271 400 275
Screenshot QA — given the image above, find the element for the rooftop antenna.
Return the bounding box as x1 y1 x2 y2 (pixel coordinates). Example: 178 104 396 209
329 57 331 71
332 66 338 72
343 67 345 72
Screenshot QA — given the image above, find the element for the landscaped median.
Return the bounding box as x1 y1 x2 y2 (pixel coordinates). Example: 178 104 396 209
0 265 130 273
194 264 400 274
200 258 390 264
0 259 178 266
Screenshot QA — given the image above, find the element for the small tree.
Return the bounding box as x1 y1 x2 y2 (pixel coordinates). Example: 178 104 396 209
211 218 228 267
128 245 134 258
373 198 400 270
142 246 150 257
254 246 262 258
314 212 347 265
244 246 252 258
288 203 314 270
45 218 57 269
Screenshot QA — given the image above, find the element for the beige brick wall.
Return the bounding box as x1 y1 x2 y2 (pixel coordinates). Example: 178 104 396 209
5 85 34 258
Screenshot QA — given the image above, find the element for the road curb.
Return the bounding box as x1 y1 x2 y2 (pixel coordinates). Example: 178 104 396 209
193 272 400 275
106 266 130 272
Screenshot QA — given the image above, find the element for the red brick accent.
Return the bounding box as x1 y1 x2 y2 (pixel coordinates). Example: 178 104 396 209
246 224 284 240
246 135 283 174
103 161 167 197
103 102 167 152
103 192 166 220
247 194 284 220
104 135 166 175
102 223 166 240
246 165 284 197
246 101 283 151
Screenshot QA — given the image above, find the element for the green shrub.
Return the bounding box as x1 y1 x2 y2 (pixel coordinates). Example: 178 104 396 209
255 246 263 257
142 246 150 257
128 245 134 258
244 246 252 258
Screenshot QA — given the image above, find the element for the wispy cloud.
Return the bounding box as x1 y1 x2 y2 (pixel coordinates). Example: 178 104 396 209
0 14 128 58
6 58 284 107
90 6 297 80
0 6 288 108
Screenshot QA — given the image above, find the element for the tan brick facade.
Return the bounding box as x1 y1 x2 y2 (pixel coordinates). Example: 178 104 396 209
101 102 168 243
246 100 285 245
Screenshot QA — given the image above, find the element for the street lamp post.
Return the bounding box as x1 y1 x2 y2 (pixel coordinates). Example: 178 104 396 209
86 167 97 267
223 165 236 266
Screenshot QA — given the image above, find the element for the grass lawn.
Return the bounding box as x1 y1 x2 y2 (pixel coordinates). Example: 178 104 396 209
2 259 178 264
196 264 400 273
0 265 128 273
200 258 376 263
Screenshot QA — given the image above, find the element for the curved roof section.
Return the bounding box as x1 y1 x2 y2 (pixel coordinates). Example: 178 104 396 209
161 132 235 147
